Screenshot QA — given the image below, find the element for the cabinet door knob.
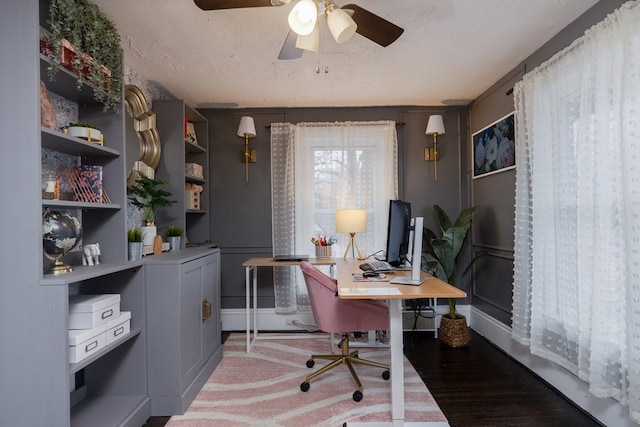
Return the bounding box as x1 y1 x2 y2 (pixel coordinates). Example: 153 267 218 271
202 298 212 322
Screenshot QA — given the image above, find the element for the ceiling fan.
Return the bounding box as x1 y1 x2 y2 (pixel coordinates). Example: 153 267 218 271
194 0 404 60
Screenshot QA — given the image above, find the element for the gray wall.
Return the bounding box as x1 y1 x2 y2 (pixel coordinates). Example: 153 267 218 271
202 0 625 318
468 0 628 326
201 107 469 309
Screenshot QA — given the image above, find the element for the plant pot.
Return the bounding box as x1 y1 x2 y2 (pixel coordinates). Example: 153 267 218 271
67 126 103 145
141 225 157 246
128 241 143 261
168 236 181 252
438 314 470 347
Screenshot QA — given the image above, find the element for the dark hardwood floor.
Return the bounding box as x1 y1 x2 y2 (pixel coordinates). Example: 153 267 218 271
143 330 602 427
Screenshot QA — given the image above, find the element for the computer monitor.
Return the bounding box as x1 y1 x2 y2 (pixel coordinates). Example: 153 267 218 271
385 200 412 267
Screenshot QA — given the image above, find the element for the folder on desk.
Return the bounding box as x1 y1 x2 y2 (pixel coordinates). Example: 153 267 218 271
273 255 309 261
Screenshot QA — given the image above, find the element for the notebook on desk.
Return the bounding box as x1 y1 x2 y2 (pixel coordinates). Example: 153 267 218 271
273 255 309 262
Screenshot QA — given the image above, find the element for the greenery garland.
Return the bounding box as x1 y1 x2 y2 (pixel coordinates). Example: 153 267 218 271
48 0 123 111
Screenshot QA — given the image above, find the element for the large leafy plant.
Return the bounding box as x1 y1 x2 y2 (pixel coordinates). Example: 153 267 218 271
127 176 176 225
422 205 479 320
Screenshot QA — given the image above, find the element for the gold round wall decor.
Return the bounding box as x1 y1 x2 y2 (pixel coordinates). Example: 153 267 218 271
124 85 161 187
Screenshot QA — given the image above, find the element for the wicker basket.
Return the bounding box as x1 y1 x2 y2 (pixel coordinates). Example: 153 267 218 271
438 314 470 347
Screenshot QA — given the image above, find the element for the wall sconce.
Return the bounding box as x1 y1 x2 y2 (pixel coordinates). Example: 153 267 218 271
335 209 367 260
237 116 257 184
425 114 445 181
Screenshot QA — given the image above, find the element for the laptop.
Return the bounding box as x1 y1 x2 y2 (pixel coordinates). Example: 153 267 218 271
273 254 309 262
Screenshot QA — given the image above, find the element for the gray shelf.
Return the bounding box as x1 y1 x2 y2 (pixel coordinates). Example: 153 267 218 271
42 200 121 210
69 328 142 375
42 127 120 157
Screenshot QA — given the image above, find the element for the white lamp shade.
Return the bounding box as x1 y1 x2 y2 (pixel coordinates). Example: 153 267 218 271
295 24 319 52
237 116 256 137
327 8 357 44
426 115 445 135
335 209 367 233
288 0 318 36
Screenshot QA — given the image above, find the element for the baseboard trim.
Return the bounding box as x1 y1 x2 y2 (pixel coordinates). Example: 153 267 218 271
469 307 635 427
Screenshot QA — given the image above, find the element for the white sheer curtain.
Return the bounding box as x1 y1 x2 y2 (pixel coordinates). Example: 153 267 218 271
512 1 640 422
271 121 398 313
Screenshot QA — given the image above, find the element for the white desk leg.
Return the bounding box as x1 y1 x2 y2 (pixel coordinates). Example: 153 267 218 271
390 299 405 422
253 265 258 346
245 265 259 353
246 266 251 352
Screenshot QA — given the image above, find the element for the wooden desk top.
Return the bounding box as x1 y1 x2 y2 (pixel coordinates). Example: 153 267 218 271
242 257 336 267
336 258 466 300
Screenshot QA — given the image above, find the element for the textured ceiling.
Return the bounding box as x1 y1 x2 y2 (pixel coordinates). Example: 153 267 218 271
90 0 599 109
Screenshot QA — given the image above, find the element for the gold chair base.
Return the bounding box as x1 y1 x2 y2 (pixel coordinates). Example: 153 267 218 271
305 334 389 393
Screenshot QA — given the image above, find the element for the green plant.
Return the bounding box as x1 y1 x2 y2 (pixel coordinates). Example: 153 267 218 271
127 175 176 225
422 205 482 320
165 225 183 238
47 0 123 111
127 227 143 242
68 122 99 129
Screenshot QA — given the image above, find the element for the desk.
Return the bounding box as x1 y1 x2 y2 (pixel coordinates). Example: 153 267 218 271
336 258 466 427
242 257 336 352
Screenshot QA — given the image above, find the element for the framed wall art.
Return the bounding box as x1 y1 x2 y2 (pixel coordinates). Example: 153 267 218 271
472 112 515 179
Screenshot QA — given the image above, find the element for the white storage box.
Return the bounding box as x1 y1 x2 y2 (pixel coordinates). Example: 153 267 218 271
68 323 107 363
185 162 203 178
69 294 120 329
105 311 131 345
185 189 200 210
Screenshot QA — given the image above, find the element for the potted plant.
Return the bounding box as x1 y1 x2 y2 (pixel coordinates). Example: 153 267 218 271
165 225 183 251
422 205 482 347
127 227 143 261
127 175 176 246
46 0 123 111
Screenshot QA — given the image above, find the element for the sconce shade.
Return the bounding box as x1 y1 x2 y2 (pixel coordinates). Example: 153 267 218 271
327 8 357 44
426 115 445 135
335 209 367 233
237 116 256 138
288 0 318 36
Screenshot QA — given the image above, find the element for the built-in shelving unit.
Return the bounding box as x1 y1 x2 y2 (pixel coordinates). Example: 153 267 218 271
154 100 210 245
26 1 151 425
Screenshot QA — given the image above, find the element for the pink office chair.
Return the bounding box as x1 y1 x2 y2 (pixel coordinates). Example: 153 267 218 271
299 261 390 402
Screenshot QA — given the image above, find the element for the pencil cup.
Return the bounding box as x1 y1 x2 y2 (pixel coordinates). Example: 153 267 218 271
315 246 332 258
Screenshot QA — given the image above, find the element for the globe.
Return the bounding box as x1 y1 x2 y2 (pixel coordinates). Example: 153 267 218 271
43 209 82 274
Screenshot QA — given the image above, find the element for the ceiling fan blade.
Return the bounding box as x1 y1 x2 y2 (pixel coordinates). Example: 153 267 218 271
278 30 304 60
194 0 281 11
342 4 404 47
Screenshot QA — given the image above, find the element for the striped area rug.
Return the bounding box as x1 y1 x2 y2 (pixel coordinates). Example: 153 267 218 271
166 333 448 426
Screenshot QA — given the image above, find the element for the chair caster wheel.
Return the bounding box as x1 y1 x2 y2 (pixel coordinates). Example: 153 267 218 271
300 381 310 392
306 359 315 368
352 390 363 402
382 370 390 380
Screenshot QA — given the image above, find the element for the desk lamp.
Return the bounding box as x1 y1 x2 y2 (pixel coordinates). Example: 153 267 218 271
335 209 366 260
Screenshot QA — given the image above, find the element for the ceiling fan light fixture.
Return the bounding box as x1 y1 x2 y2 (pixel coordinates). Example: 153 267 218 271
295 24 319 52
326 6 357 44
288 0 318 36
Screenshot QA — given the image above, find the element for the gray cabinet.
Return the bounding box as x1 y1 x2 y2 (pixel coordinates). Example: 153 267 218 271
145 247 222 415
154 100 210 246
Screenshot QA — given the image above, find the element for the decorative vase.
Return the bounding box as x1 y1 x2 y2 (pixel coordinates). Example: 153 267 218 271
438 314 470 347
141 225 157 246
168 236 181 252
128 241 143 261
